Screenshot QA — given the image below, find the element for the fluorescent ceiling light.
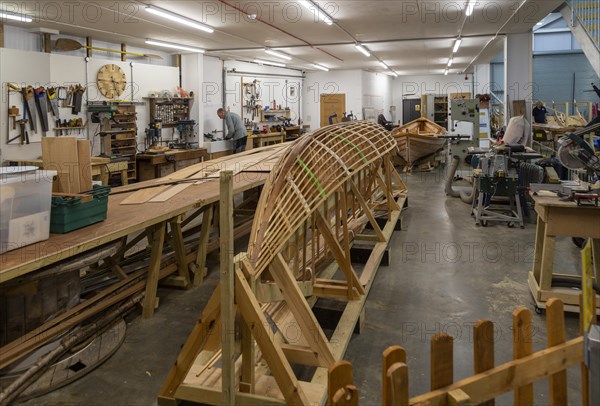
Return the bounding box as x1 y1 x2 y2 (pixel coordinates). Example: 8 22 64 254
0 11 32 22
378 61 389 68
453 38 462 53
448 58 453 67
355 43 370 57
298 0 333 25
312 63 329 71
265 48 292 61
145 39 205 53
145 5 214 33
382 71 398 77
444 69 449 76
254 59 286 67
466 0 476 16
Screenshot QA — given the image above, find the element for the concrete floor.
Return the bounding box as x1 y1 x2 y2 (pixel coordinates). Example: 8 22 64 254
24 167 583 405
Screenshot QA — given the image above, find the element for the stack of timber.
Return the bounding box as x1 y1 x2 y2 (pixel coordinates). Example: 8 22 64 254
390 117 447 168
159 121 408 405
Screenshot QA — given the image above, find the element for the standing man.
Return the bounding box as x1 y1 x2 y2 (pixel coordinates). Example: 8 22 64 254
217 108 247 153
532 101 548 124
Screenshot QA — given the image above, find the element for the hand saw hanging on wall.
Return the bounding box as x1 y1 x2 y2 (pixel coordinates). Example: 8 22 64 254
22 86 37 132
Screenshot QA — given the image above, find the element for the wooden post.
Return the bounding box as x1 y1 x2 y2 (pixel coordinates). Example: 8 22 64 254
473 320 495 406
513 307 534 405
168 215 190 288
579 292 595 406
270 254 335 367
387 362 409 406
220 170 235 406
235 268 310 404
382 345 406 406
546 298 567 406
0 23 4 48
121 43 126 62
431 332 453 390
86 36 92 58
194 206 213 286
328 360 358 406
142 222 166 319
43 33 51 53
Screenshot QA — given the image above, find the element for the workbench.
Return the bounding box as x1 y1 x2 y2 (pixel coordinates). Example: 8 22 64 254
248 131 285 148
528 192 600 312
10 157 129 186
136 149 207 181
0 166 270 318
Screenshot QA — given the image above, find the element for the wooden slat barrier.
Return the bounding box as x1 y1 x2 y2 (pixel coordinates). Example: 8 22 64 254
332 298 588 406
512 307 534 406
328 361 359 406
473 320 495 406
431 333 453 390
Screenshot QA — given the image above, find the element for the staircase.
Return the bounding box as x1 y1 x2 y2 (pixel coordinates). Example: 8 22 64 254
561 0 600 77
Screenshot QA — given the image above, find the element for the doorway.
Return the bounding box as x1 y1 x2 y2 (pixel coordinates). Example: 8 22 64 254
402 98 422 124
320 94 346 127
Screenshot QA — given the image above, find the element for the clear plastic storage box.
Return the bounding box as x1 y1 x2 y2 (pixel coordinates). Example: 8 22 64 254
0 167 57 254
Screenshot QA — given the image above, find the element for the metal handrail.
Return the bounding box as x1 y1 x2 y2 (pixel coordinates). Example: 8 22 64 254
569 0 600 51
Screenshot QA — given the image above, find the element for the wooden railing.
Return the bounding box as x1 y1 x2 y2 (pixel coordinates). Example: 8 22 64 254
329 296 596 405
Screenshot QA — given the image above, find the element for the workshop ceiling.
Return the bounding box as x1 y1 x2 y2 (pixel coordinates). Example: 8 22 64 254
2 0 564 74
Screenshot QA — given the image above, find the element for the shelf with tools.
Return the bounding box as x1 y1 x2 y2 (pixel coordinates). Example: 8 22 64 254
105 104 138 182
147 97 193 128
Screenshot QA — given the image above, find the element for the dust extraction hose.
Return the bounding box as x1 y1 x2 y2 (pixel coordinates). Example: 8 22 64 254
444 156 474 204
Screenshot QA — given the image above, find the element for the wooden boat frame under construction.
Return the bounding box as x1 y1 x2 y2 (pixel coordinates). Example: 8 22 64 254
391 117 447 167
158 121 408 405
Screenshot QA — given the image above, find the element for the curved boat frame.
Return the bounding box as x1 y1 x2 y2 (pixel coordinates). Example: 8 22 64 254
159 121 407 405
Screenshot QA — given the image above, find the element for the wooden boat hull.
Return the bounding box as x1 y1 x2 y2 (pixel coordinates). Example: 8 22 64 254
394 133 446 165
390 117 447 166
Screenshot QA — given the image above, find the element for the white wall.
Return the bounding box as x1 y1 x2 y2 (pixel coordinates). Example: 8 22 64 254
3 24 175 66
302 69 363 129
0 48 179 162
202 56 224 140
223 60 303 133
361 71 393 122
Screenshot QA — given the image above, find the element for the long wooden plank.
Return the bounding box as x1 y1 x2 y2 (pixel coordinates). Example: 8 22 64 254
220 171 235 406
234 268 310 405
349 180 386 242
409 337 584 406
546 298 567 406
149 183 197 203
473 320 495 406
512 307 533 405
121 185 170 205
270 254 335 367
359 200 402 286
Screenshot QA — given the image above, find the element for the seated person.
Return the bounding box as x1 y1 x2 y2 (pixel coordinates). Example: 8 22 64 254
532 101 548 124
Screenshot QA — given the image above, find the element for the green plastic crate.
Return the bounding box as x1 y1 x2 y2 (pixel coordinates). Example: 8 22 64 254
50 185 110 233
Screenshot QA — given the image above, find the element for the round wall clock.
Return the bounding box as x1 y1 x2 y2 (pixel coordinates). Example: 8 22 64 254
97 63 127 98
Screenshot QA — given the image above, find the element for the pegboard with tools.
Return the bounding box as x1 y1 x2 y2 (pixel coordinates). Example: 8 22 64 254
5 83 86 144
148 97 192 128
